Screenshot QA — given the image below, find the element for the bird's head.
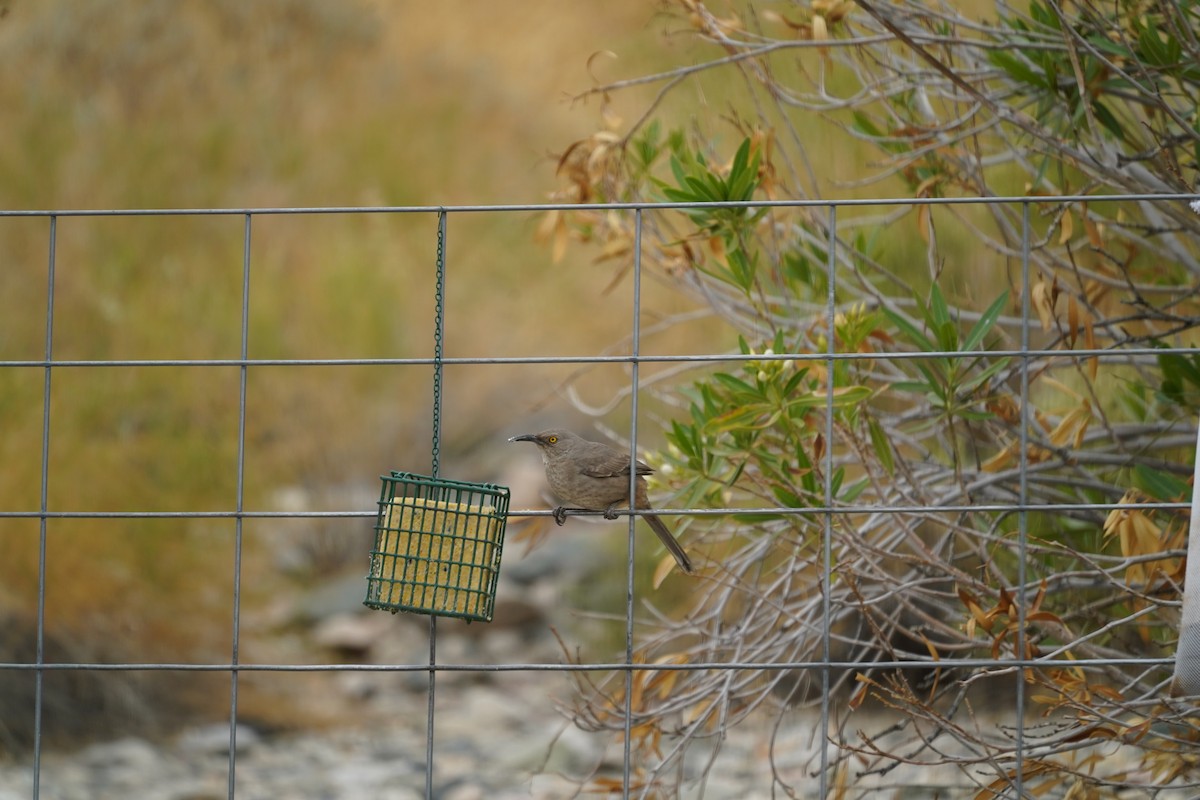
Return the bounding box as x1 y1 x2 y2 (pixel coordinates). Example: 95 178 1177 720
508 429 575 451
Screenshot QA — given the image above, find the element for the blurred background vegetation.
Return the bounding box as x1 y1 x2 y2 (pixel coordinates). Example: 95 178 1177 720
0 0 739 747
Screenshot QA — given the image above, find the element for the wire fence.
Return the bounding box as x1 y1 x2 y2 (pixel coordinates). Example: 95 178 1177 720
1 195 1198 799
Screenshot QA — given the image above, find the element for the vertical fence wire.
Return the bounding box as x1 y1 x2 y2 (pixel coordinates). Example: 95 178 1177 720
1013 201 1033 798
425 209 449 799
818 204 838 796
32 214 58 800
226 213 254 798
624 207 644 799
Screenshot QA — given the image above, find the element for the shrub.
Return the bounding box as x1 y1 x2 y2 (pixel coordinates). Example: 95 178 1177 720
544 0 1200 794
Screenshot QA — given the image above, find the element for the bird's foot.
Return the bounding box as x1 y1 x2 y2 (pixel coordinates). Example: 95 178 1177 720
553 506 569 526
603 504 620 521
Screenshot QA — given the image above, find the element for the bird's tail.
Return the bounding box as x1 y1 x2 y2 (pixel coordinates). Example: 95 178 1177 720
643 513 693 574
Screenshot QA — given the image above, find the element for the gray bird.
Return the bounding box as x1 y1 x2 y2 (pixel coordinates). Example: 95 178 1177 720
509 429 693 574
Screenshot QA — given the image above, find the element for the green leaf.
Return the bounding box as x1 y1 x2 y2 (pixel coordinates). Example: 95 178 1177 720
988 50 1045 90
1029 0 1058 30
829 466 846 498
911 362 943 393
782 367 810 397
883 306 936 352
669 419 696 458
713 371 760 398
684 175 722 202
785 385 872 411
727 249 757 292
851 111 883 138
1091 101 1125 141
890 380 936 395
706 403 773 432
1136 18 1173 67
727 138 760 201
669 154 689 188
661 186 703 204
1157 349 1200 408
934 319 960 352
772 329 786 353
772 484 807 509
958 357 1012 392
962 291 1009 352
840 477 869 503
867 416 894 476
1132 463 1190 501
729 138 752 189
828 385 873 406
928 284 951 329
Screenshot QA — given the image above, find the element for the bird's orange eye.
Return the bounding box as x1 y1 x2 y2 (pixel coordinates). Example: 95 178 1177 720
547 436 558 444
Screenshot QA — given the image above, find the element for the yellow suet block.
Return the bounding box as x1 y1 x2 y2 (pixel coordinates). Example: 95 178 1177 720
369 497 500 617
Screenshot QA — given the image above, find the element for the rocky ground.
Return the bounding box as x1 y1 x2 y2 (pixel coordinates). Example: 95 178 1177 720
0 529 1193 799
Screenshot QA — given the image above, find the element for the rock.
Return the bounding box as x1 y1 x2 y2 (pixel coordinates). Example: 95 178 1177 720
312 612 393 656
325 756 419 798
296 573 374 624
79 736 160 769
500 534 600 585
440 782 486 800
176 723 260 756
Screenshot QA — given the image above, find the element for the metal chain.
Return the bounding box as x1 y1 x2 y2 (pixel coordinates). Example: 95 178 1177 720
431 211 446 479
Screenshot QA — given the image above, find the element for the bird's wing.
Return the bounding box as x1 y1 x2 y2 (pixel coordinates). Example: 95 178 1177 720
578 441 654 479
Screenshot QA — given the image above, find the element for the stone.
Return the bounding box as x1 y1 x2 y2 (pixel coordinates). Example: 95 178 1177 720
312 612 392 655
176 723 260 756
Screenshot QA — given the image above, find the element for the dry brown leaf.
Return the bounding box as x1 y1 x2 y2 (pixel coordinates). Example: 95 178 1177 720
813 0 855 22
1059 207 1074 244
1030 275 1060 331
508 515 555 555
1081 201 1104 248
981 443 1016 472
848 676 870 710
812 13 828 48
958 586 993 634
647 653 689 698
586 50 618 86
987 394 1021 425
682 696 716 727
708 234 726 261
651 553 677 589
972 760 1057 799
1047 401 1091 449
1067 293 1080 347
982 441 1053 472
916 204 931 244
1084 311 1097 379
593 234 631 263
600 102 623 132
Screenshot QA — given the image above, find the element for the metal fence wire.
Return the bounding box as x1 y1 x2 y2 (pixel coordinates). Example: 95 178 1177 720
1 195 1199 799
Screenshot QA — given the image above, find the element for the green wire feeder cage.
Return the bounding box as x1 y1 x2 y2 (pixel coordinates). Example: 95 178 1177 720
364 471 510 623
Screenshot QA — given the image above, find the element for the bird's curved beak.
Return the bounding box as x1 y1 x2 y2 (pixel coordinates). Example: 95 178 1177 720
509 433 539 444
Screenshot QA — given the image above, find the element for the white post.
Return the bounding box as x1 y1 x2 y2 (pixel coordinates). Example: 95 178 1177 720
1171 422 1200 696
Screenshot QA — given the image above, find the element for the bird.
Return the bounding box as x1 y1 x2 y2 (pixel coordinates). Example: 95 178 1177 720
508 429 693 574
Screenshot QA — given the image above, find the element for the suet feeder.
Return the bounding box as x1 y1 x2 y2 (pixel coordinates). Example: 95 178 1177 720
363 471 509 622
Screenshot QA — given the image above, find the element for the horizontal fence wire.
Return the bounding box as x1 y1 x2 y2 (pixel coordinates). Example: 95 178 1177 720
5 194 1199 799
0 192 1197 216
3 346 1200 367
